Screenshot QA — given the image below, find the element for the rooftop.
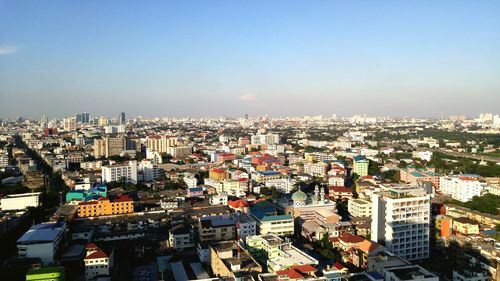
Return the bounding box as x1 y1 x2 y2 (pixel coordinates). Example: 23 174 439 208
17 222 66 244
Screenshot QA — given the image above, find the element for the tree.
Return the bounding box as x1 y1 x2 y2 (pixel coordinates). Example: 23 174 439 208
271 186 278 199
260 186 271 196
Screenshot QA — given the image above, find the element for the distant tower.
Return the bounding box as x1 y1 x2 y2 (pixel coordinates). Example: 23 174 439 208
245 114 249 120
119 112 126 125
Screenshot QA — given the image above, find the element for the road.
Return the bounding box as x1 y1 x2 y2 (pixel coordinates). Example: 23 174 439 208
430 149 500 163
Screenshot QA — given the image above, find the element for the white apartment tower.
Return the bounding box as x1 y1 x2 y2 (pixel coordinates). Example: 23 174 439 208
371 185 431 261
101 160 138 184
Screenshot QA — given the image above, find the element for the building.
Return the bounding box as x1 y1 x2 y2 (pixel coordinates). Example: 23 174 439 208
251 133 280 146
210 241 262 279
265 178 295 194
353 156 369 177
17 222 67 266
209 192 228 205
209 168 229 181
399 167 440 190
93 137 126 158
328 186 353 201
412 151 433 162
63 117 76 131
26 266 65 281
101 160 137 184
0 192 42 210
137 160 163 182
198 215 236 242
383 264 438 281
145 135 178 153
66 185 107 203
77 195 134 217
250 201 294 236
168 223 194 251
118 112 126 125
166 145 192 158
246 234 318 272
371 185 431 261
348 198 372 218
253 170 282 183
84 243 114 281
304 161 329 177
232 212 257 239
439 175 487 202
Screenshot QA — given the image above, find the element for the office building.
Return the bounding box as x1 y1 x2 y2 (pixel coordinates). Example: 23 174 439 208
119 112 125 125
371 185 431 261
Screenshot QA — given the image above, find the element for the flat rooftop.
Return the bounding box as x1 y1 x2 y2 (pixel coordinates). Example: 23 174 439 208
17 222 66 244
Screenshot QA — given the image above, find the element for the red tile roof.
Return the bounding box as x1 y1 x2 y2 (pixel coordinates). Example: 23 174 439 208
228 200 250 208
290 264 316 273
338 233 365 244
85 248 108 259
333 262 346 270
276 268 304 279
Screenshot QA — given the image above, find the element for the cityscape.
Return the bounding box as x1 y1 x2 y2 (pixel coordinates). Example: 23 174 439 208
1 1 500 281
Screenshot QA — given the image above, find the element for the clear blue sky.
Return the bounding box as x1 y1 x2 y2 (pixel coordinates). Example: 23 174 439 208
0 0 499 119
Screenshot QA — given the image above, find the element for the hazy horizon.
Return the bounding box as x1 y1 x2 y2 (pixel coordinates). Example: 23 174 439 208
1 1 499 119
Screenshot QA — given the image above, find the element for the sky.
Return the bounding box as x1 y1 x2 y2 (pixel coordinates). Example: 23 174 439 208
0 0 499 119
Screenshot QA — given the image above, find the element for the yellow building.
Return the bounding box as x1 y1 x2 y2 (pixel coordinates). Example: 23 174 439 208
209 168 228 181
453 217 480 235
77 196 134 217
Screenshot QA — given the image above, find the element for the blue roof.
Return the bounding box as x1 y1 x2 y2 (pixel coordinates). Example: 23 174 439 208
260 214 293 222
188 187 203 192
17 222 66 244
367 272 384 280
258 170 280 175
353 155 367 162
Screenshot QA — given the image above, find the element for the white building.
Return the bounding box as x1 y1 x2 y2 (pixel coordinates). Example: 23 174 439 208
145 148 163 164
265 178 295 194
138 160 163 182
17 222 66 266
348 198 372 218
412 151 433 162
304 161 328 177
1 192 42 211
184 175 198 188
232 212 257 239
168 224 195 251
101 160 137 184
371 185 431 261
251 133 280 146
209 192 228 205
439 175 486 202
84 243 114 281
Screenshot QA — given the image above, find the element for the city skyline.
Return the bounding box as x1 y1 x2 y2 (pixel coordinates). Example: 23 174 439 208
1 1 499 118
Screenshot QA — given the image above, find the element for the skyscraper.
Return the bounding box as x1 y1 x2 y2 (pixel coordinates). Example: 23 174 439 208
119 112 126 125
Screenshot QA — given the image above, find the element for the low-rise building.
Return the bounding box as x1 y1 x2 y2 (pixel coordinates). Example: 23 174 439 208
246 234 318 272
210 241 262 279
348 198 372 218
0 192 42 210
84 243 114 281
77 195 134 218
198 215 236 242
168 223 195 251
17 222 67 266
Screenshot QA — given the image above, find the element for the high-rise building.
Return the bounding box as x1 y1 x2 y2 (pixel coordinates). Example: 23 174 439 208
81 112 90 123
63 117 76 131
93 137 126 158
371 185 431 261
119 112 126 125
101 160 137 184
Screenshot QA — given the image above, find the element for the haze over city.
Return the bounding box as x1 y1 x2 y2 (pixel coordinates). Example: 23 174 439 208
1 0 500 119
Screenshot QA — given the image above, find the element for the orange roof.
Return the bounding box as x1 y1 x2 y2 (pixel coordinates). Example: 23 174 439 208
333 262 346 270
228 200 250 208
358 240 380 253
